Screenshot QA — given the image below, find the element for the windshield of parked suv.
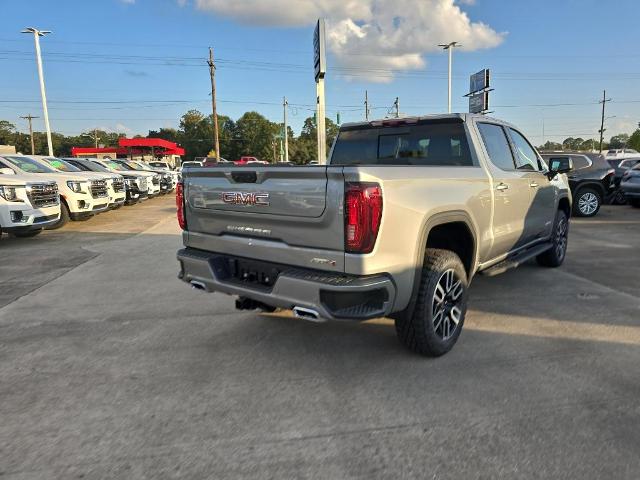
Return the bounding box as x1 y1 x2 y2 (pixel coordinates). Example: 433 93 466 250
117 161 143 171
330 120 473 166
103 160 130 172
41 158 83 172
3 156 56 173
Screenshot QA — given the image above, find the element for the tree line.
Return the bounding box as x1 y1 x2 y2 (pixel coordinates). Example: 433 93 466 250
538 131 640 152
0 110 340 164
2 113 639 162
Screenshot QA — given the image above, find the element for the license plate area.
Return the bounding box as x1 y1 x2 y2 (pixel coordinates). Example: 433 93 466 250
210 255 281 291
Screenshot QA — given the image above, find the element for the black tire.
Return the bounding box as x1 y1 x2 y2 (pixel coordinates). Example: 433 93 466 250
11 229 43 238
46 201 70 230
395 248 468 357
631 199 640 208
611 189 627 205
573 187 601 217
536 209 569 267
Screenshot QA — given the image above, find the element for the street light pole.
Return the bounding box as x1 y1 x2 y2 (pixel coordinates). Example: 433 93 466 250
438 42 460 113
22 27 53 156
283 96 289 163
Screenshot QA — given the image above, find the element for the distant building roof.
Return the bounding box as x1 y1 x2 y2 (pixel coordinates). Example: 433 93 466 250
71 137 185 157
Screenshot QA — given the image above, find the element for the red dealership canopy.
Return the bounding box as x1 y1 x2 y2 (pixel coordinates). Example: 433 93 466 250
71 137 185 157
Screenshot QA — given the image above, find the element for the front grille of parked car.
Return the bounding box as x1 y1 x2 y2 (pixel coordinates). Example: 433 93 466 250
27 182 59 208
152 175 160 185
138 178 148 191
90 180 108 198
112 178 125 193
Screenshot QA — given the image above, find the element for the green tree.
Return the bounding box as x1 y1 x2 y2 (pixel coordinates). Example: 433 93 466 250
609 134 630 149
538 140 562 151
234 111 279 162
627 129 640 151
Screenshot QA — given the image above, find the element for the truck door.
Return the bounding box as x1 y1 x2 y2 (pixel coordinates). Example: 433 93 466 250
506 128 556 241
476 122 536 258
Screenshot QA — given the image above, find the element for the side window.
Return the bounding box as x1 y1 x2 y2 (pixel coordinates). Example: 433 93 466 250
509 129 540 171
477 123 515 171
571 156 591 170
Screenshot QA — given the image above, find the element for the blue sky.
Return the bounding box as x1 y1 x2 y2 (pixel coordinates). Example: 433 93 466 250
1 0 639 146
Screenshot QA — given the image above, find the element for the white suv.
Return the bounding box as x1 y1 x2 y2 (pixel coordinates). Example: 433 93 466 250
0 155 109 228
35 156 126 210
0 167 60 238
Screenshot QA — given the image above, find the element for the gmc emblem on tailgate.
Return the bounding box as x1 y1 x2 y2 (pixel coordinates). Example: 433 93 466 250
221 191 270 206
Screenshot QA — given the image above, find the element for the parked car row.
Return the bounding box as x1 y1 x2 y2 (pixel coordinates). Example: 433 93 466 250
0 154 177 239
540 151 640 216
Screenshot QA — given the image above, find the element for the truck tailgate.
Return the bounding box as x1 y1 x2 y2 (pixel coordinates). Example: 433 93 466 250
183 165 346 256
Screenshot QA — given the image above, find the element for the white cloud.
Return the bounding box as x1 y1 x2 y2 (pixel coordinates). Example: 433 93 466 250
191 0 505 80
115 123 133 135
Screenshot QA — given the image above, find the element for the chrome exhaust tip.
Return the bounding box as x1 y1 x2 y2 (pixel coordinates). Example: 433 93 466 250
190 280 207 291
293 306 324 322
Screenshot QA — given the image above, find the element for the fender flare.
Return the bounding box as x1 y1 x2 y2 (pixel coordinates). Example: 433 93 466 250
392 210 478 319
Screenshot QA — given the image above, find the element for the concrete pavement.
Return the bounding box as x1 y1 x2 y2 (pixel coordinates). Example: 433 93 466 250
1 197 639 479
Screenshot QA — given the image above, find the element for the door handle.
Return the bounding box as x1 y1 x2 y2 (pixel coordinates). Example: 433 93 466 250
529 182 539 188
496 183 509 191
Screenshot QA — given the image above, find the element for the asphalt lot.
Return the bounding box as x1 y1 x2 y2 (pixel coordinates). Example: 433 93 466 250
1 196 639 479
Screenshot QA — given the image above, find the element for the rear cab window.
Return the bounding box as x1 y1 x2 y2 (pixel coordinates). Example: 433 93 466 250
330 119 474 166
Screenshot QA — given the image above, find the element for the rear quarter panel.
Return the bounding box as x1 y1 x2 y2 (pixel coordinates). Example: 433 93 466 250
342 165 492 311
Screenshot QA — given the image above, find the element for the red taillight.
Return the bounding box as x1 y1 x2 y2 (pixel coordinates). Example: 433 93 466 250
176 182 186 230
345 182 383 253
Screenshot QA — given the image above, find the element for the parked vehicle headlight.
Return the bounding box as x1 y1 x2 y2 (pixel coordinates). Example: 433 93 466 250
0 185 23 202
66 180 88 193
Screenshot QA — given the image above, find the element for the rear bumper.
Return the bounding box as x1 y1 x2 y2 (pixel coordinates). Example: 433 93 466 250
177 248 396 320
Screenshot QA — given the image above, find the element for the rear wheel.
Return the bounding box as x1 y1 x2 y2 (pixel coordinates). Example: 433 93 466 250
574 187 601 217
536 209 569 267
395 249 468 357
46 202 70 230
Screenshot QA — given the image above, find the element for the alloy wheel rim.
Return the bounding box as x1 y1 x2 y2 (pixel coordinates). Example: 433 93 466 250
555 216 568 259
431 269 465 341
578 192 598 215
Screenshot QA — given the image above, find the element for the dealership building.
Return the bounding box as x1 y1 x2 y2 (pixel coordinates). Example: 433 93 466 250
71 138 185 167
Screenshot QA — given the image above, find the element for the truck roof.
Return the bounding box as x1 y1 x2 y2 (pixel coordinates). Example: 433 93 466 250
339 113 516 130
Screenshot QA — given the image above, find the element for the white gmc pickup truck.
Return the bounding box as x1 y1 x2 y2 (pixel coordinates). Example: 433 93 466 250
176 114 573 356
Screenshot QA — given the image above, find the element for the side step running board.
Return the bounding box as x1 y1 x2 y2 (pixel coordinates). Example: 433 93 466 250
479 242 553 277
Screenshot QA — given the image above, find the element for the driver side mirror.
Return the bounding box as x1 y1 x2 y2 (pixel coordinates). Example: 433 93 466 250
547 157 573 179
0 167 15 175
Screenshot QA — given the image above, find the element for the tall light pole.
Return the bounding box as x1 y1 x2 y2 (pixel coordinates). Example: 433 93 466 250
22 27 53 156
438 41 460 113
283 96 289 163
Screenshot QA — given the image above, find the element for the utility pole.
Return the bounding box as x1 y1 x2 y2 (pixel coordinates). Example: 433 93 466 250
394 97 400 118
438 41 460 113
22 27 53 156
598 90 612 154
283 96 289 162
365 90 370 121
20 114 39 155
207 47 220 159
93 128 99 148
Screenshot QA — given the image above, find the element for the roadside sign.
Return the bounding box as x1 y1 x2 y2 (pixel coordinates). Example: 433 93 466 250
466 68 491 114
313 19 326 81
469 91 489 114
470 69 490 94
